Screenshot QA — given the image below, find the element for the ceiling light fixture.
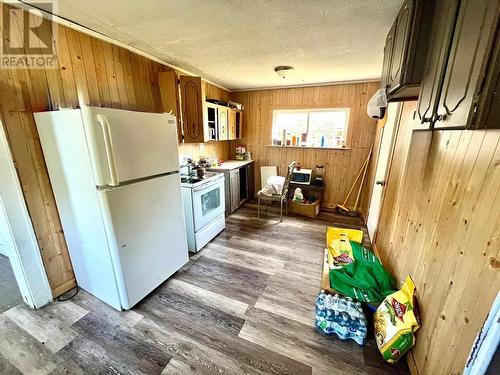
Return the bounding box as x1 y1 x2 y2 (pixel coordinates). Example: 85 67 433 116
274 65 294 79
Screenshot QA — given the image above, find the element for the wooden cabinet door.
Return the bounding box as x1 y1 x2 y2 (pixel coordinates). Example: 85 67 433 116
228 109 237 140
381 21 396 90
158 70 182 142
415 0 459 128
179 75 205 143
434 0 499 129
218 106 228 141
475 32 500 129
229 169 240 212
387 0 414 95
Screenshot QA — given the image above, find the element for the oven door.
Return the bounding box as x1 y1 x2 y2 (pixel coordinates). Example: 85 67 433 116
192 178 225 231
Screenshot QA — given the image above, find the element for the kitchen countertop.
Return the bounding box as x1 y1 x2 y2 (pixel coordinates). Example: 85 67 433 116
207 160 254 171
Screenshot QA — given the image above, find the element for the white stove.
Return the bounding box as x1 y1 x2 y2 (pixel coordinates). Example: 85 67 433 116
181 172 225 252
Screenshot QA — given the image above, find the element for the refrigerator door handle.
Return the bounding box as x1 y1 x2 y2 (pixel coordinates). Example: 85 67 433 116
96 114 119 186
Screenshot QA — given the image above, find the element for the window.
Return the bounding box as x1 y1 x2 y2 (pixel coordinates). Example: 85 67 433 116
271 108 349 148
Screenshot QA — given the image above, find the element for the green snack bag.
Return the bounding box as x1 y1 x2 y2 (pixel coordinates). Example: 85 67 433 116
329 241 396 303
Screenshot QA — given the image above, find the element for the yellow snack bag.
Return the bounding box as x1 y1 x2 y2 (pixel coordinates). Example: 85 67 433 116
374 276 420 363
326 227 363 267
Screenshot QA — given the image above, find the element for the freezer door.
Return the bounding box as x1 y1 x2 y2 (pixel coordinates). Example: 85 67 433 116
82 106 179 186
98 173 188 309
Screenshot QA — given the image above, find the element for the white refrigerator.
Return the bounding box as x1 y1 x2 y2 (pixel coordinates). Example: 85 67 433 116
35 106 188 310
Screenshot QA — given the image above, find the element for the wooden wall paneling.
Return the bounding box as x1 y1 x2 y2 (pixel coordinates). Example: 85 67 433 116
372 96 500 374
78 33 101 107
90 37 112 107
101 41 121 107
230 82 379 211
56 26 79 107
119 48 138 109
65 28 91 106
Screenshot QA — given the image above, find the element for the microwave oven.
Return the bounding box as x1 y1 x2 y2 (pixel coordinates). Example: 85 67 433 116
290 168 312 185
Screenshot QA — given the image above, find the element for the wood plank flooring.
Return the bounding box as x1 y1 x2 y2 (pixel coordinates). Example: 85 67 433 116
0 255 22 314
0 203 409 374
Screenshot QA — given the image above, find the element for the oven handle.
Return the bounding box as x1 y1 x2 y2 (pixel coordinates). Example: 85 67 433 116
193 178 224 192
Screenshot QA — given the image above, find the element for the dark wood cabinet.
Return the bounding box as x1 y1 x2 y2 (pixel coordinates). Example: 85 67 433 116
381 0 433 101
415 0 458 128
179 75 205 143
381 22 395 90
434 0 499 129
158 70 182 142
475 31 500 129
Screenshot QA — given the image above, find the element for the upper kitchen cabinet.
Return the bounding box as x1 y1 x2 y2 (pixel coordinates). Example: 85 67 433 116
433 0 499 129
416 0 499 130
228 109 243 140
158 70 182 142
218 105 229 140
179 75 206 143
168 74 244 143
381 0 433 101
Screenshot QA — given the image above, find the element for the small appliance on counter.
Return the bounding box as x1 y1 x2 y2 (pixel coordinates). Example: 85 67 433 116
314 165 325 186
291 168 313 185
181 172 225 252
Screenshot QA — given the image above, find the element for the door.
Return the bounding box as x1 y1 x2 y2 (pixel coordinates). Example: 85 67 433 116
415 0 459 128
192 178 225 231
218 106 228 140
230 169 240 212
381 21 396 90
434 0 499 129
179 75 205 143
236 111 243 139
158 70 182 142
228 109 237 140
387 0 414 95
366 103 402 242
82 107 179 186
98 173 188 309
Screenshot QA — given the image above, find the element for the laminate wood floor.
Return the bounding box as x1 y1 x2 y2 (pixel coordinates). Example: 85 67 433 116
0 255 22 314
0 203 409 374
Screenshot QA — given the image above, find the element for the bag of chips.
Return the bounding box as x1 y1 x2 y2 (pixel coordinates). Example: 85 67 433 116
374 276 420 363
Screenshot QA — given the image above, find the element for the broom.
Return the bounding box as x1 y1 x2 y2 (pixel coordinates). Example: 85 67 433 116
335 146 372 216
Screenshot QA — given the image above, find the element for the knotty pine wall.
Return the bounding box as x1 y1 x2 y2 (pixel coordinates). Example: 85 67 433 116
0 4 230 296
230 82 379 212
373 101 500 374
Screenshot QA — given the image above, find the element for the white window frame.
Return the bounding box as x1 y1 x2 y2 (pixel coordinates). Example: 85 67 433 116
271 108 350 148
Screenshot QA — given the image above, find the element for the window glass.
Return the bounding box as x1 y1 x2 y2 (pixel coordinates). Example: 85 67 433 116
271 109 349 148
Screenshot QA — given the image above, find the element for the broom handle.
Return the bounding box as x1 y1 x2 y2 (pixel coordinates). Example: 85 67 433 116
342 155 369 206
353 146 373 210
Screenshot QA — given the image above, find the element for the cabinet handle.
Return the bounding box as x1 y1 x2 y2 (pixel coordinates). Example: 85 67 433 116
376 180 386 186
434 113 447 122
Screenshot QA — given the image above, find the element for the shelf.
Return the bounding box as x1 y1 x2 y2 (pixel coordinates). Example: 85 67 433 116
266 145 351 151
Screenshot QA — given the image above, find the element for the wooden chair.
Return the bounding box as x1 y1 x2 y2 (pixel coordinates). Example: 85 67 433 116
257 161 296 222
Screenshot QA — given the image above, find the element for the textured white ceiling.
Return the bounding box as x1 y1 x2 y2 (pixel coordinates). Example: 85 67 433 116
54 0 401 90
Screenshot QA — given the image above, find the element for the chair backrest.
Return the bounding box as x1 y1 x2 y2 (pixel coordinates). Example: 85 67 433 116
260 166 278 190
281 161 296 197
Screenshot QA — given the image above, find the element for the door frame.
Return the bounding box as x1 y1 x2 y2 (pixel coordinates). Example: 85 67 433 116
366 102 403 243
0 120 52 309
